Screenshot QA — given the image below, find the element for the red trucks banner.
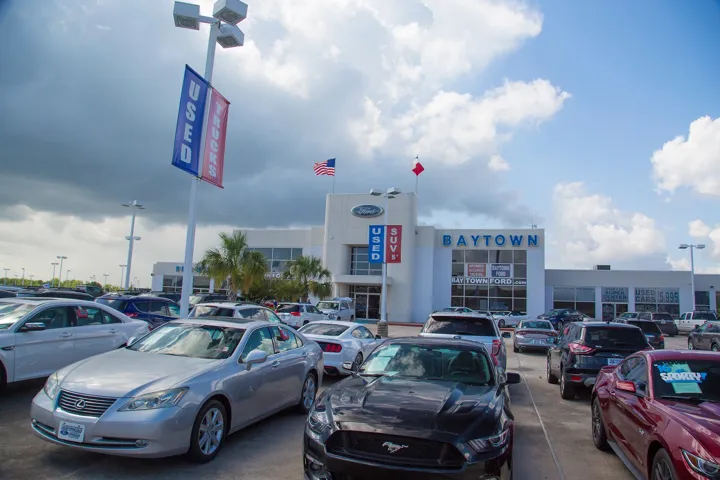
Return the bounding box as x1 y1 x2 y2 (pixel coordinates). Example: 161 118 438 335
385 225 402 263
200 88 230 188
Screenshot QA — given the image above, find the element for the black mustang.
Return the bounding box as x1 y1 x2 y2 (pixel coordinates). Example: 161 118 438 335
303 337 521 480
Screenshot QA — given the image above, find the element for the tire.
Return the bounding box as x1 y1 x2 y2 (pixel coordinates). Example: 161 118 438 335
513 344 519 353
303 320 309 326
556 321 564 332
350 315 355 322
591 397 610 451
712 344 719 352
688 339 694 350
297 373 318 414
187 400 228 463
498 319 505 328
547 356 559 384
651 448 679 480
0 362 6 393
351 352 363 372
560 366 575 400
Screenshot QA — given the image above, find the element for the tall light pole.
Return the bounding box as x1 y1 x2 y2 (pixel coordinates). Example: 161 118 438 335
20 268 25 286
2 268 8 286
370 187 401 331
679 243 705 311
103 274 109 286
66 269 71 284
119 265 127 289
122 200 145 289
51 262 59 287
173 0 248 317
57 256 67 287
29 274 34 285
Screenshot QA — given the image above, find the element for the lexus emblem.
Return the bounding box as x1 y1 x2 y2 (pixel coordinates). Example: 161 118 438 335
382 441 408 454
75 399 86 410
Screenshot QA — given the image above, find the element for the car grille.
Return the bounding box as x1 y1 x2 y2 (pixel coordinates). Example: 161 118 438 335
58 390 118 417
326 431 465 469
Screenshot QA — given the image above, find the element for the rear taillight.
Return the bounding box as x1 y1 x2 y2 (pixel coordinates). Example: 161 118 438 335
568 342 595 354
324 343 342 353
492 339 501 356
290 311 301 317
126 312 139 318
659 334 664 341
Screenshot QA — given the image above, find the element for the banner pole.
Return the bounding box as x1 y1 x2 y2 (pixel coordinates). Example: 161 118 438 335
332 173 336 194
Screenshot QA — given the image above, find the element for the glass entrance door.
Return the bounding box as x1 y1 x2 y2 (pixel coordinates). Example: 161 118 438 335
348 285 382 320
602 303 628 321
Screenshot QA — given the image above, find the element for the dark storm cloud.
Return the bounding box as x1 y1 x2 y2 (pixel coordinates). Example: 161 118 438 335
0 0 539 230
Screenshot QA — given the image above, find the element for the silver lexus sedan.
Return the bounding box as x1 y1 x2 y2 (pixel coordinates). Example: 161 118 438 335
30 318 324 462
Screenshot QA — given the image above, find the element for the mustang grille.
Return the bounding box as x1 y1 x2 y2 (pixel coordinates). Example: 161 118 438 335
326 431 464 469
58 390 118 417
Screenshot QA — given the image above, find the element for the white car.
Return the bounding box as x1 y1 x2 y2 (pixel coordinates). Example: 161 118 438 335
677 310 718 334
299 321 381 375
277 303 325 328
492 310 528 328
316 297 356 321
0 298 149 390
189 302 286 324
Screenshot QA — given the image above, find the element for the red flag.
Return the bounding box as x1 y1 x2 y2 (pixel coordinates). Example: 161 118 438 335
200 88 230 188
412 158 425 176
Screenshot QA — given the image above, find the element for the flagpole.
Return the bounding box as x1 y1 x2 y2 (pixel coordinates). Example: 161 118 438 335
332 174 336 194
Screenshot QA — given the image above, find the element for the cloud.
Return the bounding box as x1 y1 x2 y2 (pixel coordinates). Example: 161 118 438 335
488 154 510 172
651 116 720 197
665 256 720 274
689 219 711 238
549 182 666 268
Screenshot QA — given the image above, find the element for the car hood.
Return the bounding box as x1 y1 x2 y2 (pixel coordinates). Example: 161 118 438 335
324 375 502 437
58 348 223 398
660 400 720 457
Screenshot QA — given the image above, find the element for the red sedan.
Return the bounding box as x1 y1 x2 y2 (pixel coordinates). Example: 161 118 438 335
591 349 719 480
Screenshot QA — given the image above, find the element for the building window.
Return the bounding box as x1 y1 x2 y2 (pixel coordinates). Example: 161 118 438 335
695 291 710 310
450 248 527 313
350 247 382 276
553 287 596 317
635 288 680 317
247 247 303 276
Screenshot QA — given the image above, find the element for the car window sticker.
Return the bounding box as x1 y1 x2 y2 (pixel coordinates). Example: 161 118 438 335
655 362 706 393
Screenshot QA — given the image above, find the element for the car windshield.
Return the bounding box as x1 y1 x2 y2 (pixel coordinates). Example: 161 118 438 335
422 315 496 336
190 305 220 317
694 312 717 320
189 295 204 305
544 309 564 316
520 321 553 330
317 302 339 310
628 321 662 335
652 359 720 403
621 313 639 318
299 323 349 336
0 303 36 329
278 304 301 313
653 313 673 321
359 343 494 386
96 298 128 311
128 323 245 359
583 326 649 349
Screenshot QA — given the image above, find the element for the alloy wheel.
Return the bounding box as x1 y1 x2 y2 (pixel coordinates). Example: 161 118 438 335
591 402 601 441
198 407 224 456
652 458 673 480
713 344 718 352
688 340 694 350
351 353 363 371
303 375 317 410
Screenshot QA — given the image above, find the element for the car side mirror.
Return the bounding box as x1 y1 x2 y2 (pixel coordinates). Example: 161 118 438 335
505 372 521 384
244 349 268 371
375 334 382 340
126 336 138 346
616 380 636 394
501 332 512 339
342 361 359 372
20 322 47 332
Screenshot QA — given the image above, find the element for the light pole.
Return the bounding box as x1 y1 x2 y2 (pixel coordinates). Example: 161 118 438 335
679 243 705 311
370 187 401 332
103 274 109 286
51 262 59 287
57 256 67 287
20 268 25 286
119 265 127 289
122 200 145 289
66 269 71 284
2 268 8 286
173 0 247 318
29 274 34 285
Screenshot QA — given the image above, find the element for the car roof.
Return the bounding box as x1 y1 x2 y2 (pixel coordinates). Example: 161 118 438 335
430 311 492 319
381 336 491 351
578 321 642 329
101 294 170 301
0 297 105 307
197 302 264 309
172 318 278 329
644 349 720 362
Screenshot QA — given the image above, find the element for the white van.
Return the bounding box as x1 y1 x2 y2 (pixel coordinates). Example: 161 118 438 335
677 310 718 333
316 297 356 321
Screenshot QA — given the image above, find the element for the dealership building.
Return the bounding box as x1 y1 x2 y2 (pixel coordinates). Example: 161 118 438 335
151 193 719 322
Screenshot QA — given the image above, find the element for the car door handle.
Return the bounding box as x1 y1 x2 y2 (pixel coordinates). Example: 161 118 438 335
109 329 118 334
271 360 280 369
302 351 308 358
60 332 73 338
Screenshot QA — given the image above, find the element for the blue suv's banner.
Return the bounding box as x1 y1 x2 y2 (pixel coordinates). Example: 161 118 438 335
172 65 209 177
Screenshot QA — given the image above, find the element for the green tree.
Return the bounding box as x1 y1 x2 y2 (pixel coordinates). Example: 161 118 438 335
198 231 269 299
283 255 332 302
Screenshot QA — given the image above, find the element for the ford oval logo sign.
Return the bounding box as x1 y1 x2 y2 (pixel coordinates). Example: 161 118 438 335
351 205 384 218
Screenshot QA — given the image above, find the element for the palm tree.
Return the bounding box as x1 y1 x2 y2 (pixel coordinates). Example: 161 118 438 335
198 231 268 299
283 255 332 301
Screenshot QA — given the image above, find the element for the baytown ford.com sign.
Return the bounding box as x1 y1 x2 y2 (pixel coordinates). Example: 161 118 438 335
443 233 540 248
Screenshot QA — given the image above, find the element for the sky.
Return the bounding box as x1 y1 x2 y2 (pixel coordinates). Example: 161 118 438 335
1 0 720 287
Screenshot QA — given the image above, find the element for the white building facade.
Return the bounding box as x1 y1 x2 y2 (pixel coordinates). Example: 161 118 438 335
151 193 719 322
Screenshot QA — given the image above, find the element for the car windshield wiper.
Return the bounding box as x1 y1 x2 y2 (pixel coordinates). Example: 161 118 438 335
659 395 715 404
358 372 386 377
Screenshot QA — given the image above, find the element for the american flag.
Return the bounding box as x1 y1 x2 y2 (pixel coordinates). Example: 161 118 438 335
313 158 336 176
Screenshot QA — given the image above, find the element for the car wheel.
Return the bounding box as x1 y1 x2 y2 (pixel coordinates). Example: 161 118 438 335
688 339 694 350
351 352 363 372
0 362 6 392
297 372 318 414
513 344 519 353
303 320 309 326
651 448 679 480
560 366 575 400
591 397 609 451
556 321 564 331
350 315 355 321
547 356 558 384
498 319 505 328
713 344 719 352
187 400 227 463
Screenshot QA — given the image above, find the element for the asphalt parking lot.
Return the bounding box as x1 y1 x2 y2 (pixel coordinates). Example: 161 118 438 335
0 327 688 480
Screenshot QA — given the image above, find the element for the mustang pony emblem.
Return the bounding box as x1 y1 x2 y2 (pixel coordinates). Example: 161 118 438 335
382 441 409 454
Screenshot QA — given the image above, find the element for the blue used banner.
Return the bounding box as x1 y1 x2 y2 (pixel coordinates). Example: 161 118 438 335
368 225 385 263
172 65 209 177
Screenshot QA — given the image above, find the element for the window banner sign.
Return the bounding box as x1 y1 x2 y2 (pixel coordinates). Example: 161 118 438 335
635 288 657 304
452 277 526 286
491 263 513 278
172 65 209 177
368 225 385 264
602 287 628 303
467 263 487 277
657 288 680 304
200 87 230 188
385 225 402 263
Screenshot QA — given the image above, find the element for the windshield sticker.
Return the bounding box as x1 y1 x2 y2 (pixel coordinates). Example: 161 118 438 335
655 362 707 383
671 382 702 394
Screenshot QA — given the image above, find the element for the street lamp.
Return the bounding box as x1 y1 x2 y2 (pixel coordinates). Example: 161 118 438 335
57 256 67 287
679 243 706 311
21 268 25 286
370 187 401 332
2 268 8 286
119 265 127 289
66 269 71 283
51 262 59 287
103 274 109 286
122 200 145 289
173 0 248 318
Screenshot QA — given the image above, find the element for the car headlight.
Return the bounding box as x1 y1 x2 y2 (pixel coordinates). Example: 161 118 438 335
43 373 61 400
118 388 188 411
682 450 720 477
514 333 524 338
468 427 510 453
308 405 331 434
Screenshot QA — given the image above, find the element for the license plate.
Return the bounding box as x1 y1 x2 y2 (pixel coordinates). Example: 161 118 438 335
607 358 621 366
57 421 86 443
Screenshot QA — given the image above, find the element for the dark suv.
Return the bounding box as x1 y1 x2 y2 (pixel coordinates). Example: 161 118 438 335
613 318 664 349
16 288 95 301
537 308 584 331
96 294 179 330
547 321 650 399
636 311 678 336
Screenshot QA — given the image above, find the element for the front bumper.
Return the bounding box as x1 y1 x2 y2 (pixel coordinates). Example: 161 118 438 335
30 390 196 458
303 427 511 480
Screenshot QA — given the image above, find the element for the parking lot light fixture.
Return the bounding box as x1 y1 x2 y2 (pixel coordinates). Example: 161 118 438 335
119 264 127 288
66 269 71 283
3 268 8 285
51 262 59 287
173 0 247 319
122 201 145 289
56 256 67 287
678 243 706 311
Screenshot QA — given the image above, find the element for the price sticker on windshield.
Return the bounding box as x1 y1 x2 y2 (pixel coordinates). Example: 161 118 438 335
655 362 705 394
